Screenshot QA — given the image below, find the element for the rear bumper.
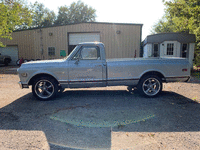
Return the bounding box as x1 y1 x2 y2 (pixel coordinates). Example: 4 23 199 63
18 81 29 89
165 76 191 83
185 76 191 82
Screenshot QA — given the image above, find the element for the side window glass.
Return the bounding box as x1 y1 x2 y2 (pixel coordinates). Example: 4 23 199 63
73 46 100 60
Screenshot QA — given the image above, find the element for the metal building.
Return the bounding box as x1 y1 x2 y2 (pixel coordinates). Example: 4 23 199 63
1 22 143 65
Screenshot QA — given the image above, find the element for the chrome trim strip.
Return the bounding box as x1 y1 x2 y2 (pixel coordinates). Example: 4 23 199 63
58 78 140 84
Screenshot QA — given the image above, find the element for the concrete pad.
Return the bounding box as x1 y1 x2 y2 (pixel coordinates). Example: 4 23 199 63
111 132 200 150
0 130 50 150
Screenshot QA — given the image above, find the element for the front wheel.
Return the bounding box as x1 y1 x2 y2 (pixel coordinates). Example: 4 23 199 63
32 77 58 100
137 75 162 97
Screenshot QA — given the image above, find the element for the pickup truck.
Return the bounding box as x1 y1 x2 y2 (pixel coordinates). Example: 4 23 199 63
0 53 12 66
17 42 190 100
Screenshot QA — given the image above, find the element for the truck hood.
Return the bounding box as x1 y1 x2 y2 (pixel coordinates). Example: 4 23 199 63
20 59 66 68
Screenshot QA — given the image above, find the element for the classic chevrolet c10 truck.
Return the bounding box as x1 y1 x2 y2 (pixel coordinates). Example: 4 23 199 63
17 42 190 100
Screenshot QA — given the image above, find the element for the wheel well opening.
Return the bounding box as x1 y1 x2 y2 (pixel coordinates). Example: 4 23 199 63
4 58 11 62
140 71 166 82
28 74 59 85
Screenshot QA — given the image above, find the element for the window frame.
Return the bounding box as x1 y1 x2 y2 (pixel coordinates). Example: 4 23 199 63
153 43 159 57
72 46 101 60
48 47 56 56
166 43 174 56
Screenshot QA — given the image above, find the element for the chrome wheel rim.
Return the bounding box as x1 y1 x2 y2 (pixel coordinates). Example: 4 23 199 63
142 78 160 96
35 80 54 99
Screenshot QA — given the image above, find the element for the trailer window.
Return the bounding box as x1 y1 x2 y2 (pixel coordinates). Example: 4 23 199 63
167 43 174 55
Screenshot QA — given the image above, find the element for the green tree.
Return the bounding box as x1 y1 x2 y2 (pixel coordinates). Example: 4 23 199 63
0 0 32 47
31 1 56 28
54 1 96 25
152 0 200 66
54 6 70 25
41 10 56 27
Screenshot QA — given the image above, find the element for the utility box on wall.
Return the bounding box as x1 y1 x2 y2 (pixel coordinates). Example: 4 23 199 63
60 50 66 57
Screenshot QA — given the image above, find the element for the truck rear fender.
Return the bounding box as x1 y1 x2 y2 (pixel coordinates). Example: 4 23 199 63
139 70 166 82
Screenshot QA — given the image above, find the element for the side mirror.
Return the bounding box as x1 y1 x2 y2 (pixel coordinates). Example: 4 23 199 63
0 53 1 55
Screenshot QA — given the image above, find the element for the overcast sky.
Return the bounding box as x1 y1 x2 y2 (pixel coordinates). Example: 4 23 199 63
28 0 166 40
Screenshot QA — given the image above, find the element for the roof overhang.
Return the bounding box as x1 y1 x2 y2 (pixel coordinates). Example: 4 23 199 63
143 33 196 46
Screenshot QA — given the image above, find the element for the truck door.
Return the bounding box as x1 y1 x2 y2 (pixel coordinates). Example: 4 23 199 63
68 45 106 88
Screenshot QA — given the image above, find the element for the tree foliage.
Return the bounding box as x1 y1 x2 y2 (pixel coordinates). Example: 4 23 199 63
0 0 32 47
31 1 56 28
54 1 96 25
0 0 96 47
152 0 200 66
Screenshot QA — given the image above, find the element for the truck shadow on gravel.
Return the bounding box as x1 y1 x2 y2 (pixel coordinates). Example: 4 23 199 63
0 90 200 149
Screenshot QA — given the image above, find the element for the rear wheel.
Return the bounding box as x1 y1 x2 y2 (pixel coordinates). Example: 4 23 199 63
32 76 58 100
137 75 162 97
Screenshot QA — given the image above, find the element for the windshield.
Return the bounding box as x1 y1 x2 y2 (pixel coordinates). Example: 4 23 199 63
63 45 79 60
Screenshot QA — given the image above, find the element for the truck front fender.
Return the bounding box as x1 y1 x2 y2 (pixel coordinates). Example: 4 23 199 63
28 71 59 85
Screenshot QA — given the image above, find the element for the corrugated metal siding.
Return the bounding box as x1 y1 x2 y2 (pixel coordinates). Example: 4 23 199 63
1 30 35 60
1 23 142 60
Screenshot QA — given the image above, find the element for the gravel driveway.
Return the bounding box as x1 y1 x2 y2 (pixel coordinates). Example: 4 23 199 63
0 66 200 150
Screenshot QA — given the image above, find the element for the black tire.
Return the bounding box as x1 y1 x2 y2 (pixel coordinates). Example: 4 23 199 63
32 76 58 100
4 59 10 66
137 75 162 97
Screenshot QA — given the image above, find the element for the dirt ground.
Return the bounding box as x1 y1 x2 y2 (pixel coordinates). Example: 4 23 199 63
0 66 200 150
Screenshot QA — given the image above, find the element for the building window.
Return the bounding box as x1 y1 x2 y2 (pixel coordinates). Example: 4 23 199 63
48 47 55 56
153 44 159 57
182 44 187 58
167 43 174 55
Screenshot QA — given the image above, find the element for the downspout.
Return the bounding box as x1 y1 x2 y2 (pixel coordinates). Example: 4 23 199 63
40 28 44 60
140 25 143 57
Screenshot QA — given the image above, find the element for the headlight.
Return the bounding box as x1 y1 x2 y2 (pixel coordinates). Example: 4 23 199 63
21 73 28 77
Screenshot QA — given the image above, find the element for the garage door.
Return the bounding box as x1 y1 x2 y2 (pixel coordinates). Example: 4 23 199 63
69 33 100 45
68 33 100 54
0 46 18 65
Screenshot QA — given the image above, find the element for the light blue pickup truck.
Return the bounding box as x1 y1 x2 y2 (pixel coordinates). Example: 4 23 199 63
18 42 190 100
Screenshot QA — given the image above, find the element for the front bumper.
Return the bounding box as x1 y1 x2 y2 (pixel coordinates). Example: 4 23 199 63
18 81 29 89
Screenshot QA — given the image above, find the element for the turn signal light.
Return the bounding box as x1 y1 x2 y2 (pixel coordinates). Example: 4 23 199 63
182 69 187 72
